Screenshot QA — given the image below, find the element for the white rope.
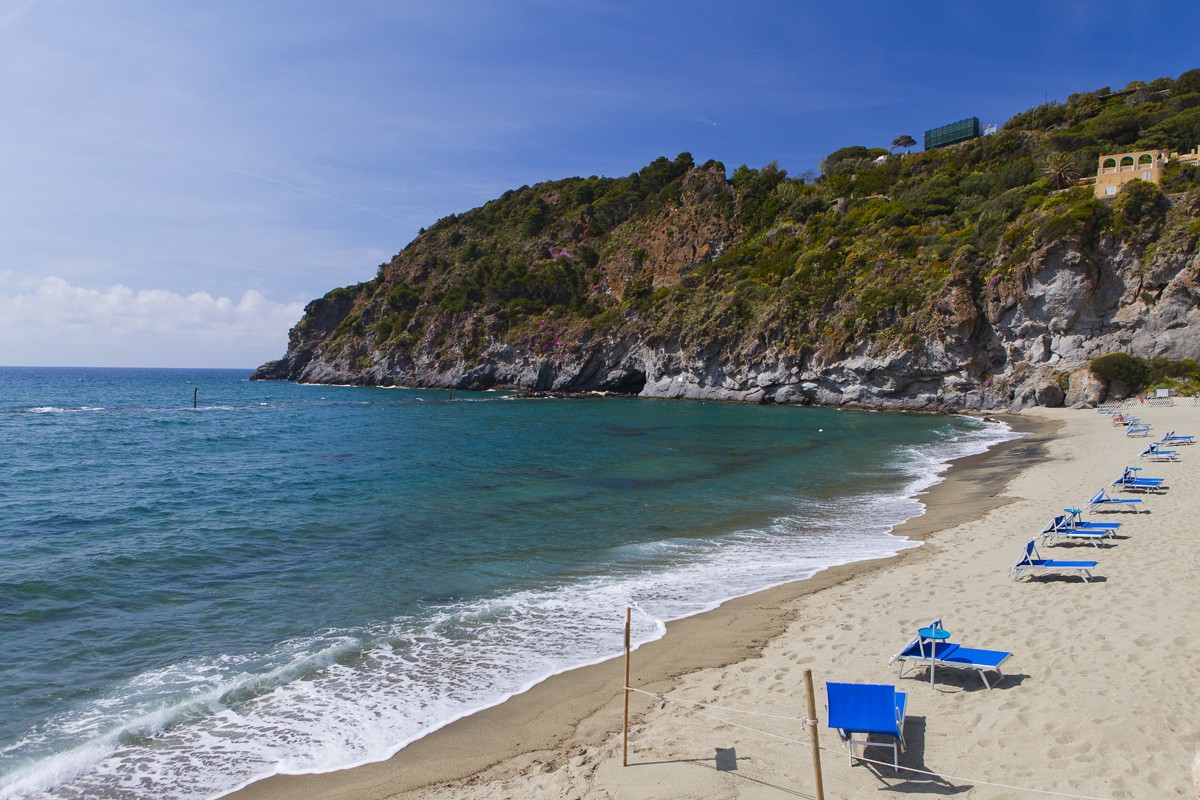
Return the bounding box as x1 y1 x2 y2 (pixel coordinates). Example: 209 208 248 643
625 685 811 723
624 685 1117 800
627 686 812 747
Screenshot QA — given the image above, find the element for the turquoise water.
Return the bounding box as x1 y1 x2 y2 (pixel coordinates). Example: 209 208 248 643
0 367 1015 799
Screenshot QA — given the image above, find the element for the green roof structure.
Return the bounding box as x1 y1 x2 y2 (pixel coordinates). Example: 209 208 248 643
924 117 981 150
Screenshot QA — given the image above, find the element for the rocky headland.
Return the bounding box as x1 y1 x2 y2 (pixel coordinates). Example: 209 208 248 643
255 73 1200 411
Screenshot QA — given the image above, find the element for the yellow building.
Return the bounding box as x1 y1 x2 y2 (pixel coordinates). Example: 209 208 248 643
1095 146 1200 198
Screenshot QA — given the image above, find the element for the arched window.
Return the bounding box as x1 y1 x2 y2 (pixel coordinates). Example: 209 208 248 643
1120 156 1135 167
1102 158 1117 168
1138 154 1153 165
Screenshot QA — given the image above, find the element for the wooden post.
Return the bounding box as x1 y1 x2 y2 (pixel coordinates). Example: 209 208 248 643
803 668 825 800
193 387 198 409
622 606 631 767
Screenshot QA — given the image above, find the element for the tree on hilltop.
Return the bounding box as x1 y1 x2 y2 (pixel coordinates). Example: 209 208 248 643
891 134 916 153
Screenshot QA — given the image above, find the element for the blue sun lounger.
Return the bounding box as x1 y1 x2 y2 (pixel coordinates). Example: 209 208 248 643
1139 443 1179 461
1161 430 1194 445
887 619 1012 690
1062 508 1122 532
1126 423 1152 437
1011 540 1097 582
1087 488 1145 513
1113 467 1168 493
1039 515 1118 547
826 681 907 770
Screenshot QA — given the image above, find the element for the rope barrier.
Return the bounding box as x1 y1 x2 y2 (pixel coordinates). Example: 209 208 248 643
624 685 1117 800
626 686 812 747
626 685 813 723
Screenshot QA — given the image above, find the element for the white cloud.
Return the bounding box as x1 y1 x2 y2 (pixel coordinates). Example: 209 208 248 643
0 275 304 368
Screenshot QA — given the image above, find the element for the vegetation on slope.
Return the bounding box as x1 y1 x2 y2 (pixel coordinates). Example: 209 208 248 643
283 70 1200 383
1090 352 1200 395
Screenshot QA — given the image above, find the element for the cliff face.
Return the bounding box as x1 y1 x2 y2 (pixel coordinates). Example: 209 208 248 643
256 196 1200 410
255 76 1200 409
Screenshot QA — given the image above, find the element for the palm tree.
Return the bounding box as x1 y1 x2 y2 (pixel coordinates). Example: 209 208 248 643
1044 152 1081 189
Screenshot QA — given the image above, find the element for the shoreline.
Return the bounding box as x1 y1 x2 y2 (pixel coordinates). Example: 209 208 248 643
227 413 1053 800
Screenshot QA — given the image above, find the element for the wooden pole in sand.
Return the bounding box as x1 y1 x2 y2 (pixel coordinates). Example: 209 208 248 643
803 668 825 800
622 606 631 767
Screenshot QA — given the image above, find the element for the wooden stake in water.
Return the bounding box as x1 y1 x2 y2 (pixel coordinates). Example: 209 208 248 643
193 387 198 409
803 668 825 800
623 606 631 767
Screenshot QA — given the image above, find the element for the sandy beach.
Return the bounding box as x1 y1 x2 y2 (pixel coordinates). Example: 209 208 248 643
229 405 1200 800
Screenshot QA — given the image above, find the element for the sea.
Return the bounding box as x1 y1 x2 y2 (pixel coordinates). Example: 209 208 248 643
0 367 1019 799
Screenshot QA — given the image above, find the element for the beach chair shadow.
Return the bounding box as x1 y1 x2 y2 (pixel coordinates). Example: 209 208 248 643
925 669 1030 693
852 717 969 795
1053 537 1126 547
1023 572 1108 584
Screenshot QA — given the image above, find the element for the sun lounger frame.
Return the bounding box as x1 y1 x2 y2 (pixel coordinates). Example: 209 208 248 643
1011 540 1097 582
1061 508 1121 531
1039 515 1117 547
1087 488 1145 514
1113 467 1168 494
1140 443 1179 461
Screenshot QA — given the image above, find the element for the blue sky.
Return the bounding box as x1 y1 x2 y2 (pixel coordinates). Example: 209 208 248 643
1 1 1194 368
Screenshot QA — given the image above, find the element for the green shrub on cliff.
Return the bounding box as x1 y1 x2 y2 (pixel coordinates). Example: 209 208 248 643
1090 353 1200 396
1114 179 1169 224
1146 356 1200 395
1090 352 1151 390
